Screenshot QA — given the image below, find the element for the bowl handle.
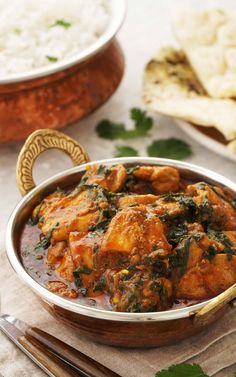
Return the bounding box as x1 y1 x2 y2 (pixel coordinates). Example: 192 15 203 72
16 129 90 196
193 283 236 327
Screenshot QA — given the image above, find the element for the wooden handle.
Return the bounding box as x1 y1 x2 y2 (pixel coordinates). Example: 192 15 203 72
193 283 236 328
26 327 121 377
19 335 79 377
16 129 90 196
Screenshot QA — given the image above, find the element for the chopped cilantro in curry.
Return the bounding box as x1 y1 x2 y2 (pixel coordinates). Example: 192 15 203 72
20 163 236 312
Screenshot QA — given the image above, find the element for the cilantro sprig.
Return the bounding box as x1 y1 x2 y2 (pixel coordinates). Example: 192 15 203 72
115 145 139 157
96 107 192 160
51 19 72 29
155 363 208 377
147 138 192 160
96 108 153 140
156 363 236 377
46 55 58 63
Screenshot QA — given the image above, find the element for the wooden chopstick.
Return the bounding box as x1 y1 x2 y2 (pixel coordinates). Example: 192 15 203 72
26 326 121 377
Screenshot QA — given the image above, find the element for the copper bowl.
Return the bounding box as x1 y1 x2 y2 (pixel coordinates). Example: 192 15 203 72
6 129 236 348
0 0 126 143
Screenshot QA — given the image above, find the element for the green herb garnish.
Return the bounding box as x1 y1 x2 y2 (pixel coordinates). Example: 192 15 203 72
34 222 59 251
147 138 192 160
115 145 139 157
150 281 168 304
89 219 110 233
73 270 82 288
204 245 218 261
126 166 139 175
51 19 71 29
93 276 106 292
75 265 93 275
34 235 50 250
96 108 153 140
28 202 44 226
46 55 58 62
155 363 208 377
208 230 235 259
79 287 88 297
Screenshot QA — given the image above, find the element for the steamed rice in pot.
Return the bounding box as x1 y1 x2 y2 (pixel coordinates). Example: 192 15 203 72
0 0 110 75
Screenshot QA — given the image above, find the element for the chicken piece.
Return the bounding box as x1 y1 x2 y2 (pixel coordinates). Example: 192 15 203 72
38 187 107 242
47 281 78 299
203 254 236 295
118 194 159 208
177 255 236 299
69 232 103 296
187 183 236 229
47 241 66 266
208 230 236 255
98 207 171 269
224 231 236 244
84 164 127 192
187 223 204 233
176 265 209 299
105 268 173 312
32 191 64 224
175 231 236 299
173 233 224 274
152 198 183 219
133 166 180 193
56 251 75 282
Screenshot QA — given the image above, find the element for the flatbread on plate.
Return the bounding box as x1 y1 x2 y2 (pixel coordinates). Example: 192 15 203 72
173 9 236 99
143 47 236 142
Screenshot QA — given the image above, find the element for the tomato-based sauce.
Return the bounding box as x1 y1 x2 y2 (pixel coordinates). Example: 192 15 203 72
19 164 236 313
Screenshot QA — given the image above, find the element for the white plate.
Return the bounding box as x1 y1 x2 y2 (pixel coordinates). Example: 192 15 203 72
176 119 236 163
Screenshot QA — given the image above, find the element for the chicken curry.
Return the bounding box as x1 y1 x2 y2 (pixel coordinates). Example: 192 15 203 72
20 164 236 312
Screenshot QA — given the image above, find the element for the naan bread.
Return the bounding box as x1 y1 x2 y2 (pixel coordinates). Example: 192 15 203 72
143 47 236 141
173 9 236 99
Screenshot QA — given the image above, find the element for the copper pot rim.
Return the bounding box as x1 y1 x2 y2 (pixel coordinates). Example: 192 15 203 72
6 156 236 322
0 0 126 85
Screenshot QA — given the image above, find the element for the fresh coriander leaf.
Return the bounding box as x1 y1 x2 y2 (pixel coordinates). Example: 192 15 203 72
93 276 106 292
115 145 139 157
155 363 208 377
96 119 126 140
96 108 153 140
147 138 192 160
130 107 153 137
51 19 71 29
46 55 58 62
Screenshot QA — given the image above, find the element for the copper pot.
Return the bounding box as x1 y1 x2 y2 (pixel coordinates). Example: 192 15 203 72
6 129 236 347
0 0 126 143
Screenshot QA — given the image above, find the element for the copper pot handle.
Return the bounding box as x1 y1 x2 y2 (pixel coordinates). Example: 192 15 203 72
16 129 90 196
193 283 236 327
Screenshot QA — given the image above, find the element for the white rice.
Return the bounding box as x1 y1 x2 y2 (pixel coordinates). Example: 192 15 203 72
0 0 110 75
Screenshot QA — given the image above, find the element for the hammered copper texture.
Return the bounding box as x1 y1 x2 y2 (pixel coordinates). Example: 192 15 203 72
0 40 124 143
41 299 227 348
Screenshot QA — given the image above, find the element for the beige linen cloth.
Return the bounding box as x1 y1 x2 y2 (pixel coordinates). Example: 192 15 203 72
0 250 235 377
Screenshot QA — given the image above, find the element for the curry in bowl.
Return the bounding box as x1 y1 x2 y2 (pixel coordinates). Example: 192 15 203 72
20 163 236 313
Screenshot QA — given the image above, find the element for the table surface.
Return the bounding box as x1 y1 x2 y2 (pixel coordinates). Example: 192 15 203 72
0 0 236 376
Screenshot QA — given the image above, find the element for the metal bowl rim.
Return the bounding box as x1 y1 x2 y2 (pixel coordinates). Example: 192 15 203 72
0 0 127 84
6 156 236 322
